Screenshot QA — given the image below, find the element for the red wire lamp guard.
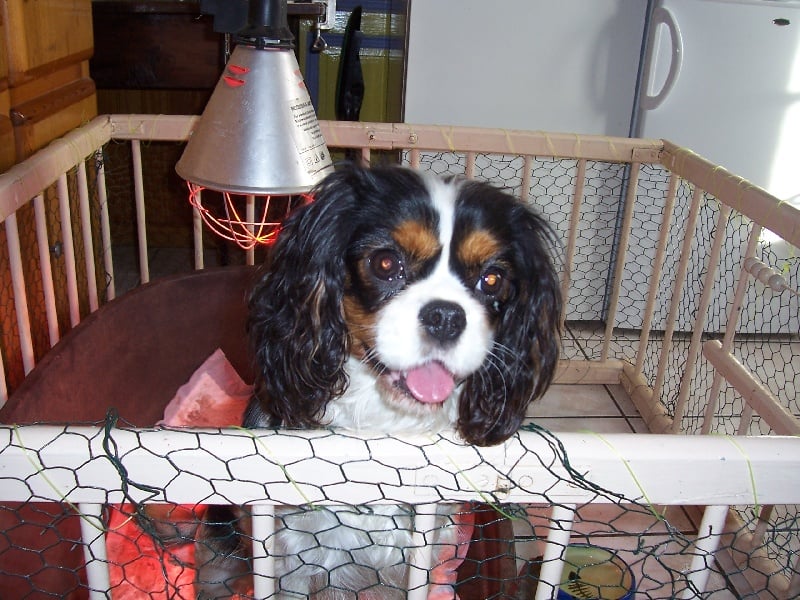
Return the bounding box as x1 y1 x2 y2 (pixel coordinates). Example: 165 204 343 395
187 183 312 250
176 0 333 249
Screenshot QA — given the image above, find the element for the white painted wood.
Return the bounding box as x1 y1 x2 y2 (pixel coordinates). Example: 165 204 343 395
681 504 729 599
77 161 99 312
251 503 277 598
131 140 150 284
34 193 60 346
535 504 576 600
192 190 205 270
95 150 116 301
57 174 81 327
78 502 111 599
408 504 437 600
1 427 798 507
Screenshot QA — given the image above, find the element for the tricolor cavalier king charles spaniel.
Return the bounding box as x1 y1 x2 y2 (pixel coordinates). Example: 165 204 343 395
195 164 562 599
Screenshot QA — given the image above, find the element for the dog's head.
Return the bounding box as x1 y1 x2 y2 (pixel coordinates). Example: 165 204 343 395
246 164 562 446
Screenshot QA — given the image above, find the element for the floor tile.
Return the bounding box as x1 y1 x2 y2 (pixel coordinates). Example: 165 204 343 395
531 384 622 418
528 416 635 434
606 384 639 417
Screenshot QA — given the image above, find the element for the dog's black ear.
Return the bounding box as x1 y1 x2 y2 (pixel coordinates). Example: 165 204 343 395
458 203 563 446
245 166 365 429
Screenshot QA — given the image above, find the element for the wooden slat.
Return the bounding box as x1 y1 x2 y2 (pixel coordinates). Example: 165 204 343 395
635 171 679 373
5 425 800 505
670 203 732 432
111 115 664 164
77 161 98 312
108 113 197 141
4 213 35 374
319 121 665 164
554 359 624 385
703 340 800 436
95 150 116 301
661 141 800 249
560 159 586 332
621 363 673 434
131 139 149 284
650 184 703 405
57 174 81 327
0 115 111 221
602 162 641 360
701 224 763 435
33 193 60 346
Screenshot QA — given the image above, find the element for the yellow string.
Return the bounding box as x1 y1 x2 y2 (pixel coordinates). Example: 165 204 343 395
12 425 105 532
428 434 518 521
588 431 665 522
721 435 761 517
232 427 318 509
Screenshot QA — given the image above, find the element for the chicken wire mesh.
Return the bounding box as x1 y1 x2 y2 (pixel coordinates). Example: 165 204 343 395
1 415 795 599
0 139 797 598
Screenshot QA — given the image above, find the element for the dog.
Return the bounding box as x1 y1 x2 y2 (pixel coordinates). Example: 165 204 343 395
194 164 563 599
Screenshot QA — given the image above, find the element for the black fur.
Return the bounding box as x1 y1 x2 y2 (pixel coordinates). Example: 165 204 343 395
453 180 562 444
243 165 435 430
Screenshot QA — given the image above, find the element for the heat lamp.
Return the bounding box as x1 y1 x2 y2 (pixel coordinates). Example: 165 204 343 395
176 0 334 249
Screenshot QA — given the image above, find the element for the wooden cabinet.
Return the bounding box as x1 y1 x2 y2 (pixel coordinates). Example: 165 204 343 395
0 0 98 392
0 9 14 171
1 0 97 162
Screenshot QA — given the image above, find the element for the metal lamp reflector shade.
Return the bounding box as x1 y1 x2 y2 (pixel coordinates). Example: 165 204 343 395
176 44 334 195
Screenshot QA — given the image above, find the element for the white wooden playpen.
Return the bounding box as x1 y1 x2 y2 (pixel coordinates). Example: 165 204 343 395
0 114 798 599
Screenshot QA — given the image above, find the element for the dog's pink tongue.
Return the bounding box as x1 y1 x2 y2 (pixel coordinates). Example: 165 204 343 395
405 362 455 404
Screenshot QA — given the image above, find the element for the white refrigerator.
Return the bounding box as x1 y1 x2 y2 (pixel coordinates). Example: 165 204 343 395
404 0 647 137
405 0 800 201
636 0 800 202
633 0 800 334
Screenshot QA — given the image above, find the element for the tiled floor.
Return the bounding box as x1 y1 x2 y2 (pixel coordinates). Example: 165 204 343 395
530 383 648 434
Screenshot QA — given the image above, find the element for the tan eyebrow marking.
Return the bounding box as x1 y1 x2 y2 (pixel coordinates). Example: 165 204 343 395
392 220 440 261
458 229 502 266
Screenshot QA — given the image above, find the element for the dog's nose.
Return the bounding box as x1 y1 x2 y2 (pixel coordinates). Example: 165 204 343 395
419 300 467 343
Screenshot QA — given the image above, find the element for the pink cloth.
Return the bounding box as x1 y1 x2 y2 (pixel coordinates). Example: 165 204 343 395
106 348 473 599
158 348 252 428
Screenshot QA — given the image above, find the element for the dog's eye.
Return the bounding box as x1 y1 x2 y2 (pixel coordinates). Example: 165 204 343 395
370 250 405 281
479 268 505 296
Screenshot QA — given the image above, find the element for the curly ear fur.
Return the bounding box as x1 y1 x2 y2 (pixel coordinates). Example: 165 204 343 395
244 169 363 429
243 164 429 429
458 197 563 446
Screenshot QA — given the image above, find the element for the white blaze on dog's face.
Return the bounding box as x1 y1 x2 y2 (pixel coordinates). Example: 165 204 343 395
343 175 508 414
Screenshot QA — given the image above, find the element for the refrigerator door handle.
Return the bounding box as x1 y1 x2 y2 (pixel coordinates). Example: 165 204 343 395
641 6 683 111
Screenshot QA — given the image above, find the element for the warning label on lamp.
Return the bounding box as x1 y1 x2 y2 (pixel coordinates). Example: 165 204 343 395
289 98 333 177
